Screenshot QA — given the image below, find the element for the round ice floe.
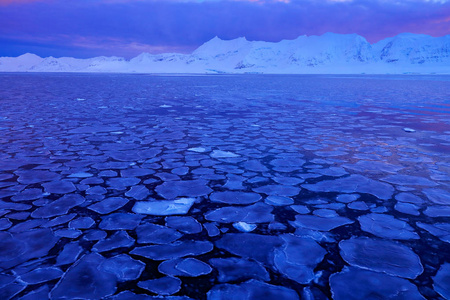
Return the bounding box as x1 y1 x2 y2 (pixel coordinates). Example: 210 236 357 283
339 237 423 279
274 234 326 284
138 276 181 296
210 191 261 205
358 213 419 240
99 254 145 281
330 267 425 300
165 216 202 234
209 257 270 282
207 280 299 300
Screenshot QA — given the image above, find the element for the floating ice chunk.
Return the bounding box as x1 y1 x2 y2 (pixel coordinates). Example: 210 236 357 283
422 188 450 205
265 195 294 206
433 263 450 299
330 267 425 300
210 191 261 205
381 175 437 186
205 202 274 223
343 161 403 174
215 233 283 265
175 258 212 277
336 194 360 203
347 201 369 211
132 198 196 215
31 194 85 218
358 213 419 240
211 150 240 158
69 217 95 229
11 188 45 201
82 230 107 241
209 257 270 282
130 240 214 260
339 237 423 279
207 280 299 300
136 223 182 244
51 253 117 299
166 216 202 234
274 234 326 284
99 254 145 281
88 197 129 214
417 222 450 243
55 242 83 266
396 192 424 204
92 231 135 252
242 160 268 172
303 174 394 200
290 215 353 231
252 185 300 197
204 222 220 237
67 172 92 178
159 258 212 277
188 147 206 153
20 267 63 284
313 209 339 217
156 179 212 199
138 276 181 296
394 202 420 216
125 185 150 200
55 229 82 238
99 213 143 230
233 222 257 232
424 206 450 217
15 170 60 184
403 127 416 133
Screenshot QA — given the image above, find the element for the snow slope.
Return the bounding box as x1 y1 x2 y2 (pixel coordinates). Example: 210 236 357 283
1 33 449 74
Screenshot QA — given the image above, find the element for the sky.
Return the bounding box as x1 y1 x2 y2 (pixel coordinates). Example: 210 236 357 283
0 0 449 58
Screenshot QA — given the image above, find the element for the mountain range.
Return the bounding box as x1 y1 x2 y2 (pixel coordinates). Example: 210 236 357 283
1 33 449 74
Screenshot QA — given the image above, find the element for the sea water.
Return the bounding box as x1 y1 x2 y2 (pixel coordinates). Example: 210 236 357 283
0 73 449 299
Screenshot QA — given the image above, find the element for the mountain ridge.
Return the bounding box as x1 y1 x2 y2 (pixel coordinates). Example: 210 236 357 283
1 33 449 74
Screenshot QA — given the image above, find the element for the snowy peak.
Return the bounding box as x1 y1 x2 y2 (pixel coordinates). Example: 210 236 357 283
374 33 450 64
1 33 449 74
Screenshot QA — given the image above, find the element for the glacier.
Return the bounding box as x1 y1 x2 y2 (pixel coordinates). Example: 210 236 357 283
0 32 449 74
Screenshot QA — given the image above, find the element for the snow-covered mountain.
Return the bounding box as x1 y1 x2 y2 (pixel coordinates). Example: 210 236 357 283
1 33 449 74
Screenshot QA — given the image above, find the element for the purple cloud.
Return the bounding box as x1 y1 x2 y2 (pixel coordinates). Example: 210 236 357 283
0 0 449 58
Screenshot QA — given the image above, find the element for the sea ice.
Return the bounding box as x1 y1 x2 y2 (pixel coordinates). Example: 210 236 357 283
207 280 299 300
433 263 450 299
205 202 274 223
31 194 85 218
209 257 270 282
215 233 283 265
209 191 261 205
136 223 183 244
88 197 129 214
99 254 145 281
290 214 353 231
274 234 326 284
51 253 117 299
138 277 181 296
330 267 425 300
132 198 196 215
165 216 202 234
156 180 212 199
358 213 419 240
303 174 394 200
339 237 423 279
130 240 214 260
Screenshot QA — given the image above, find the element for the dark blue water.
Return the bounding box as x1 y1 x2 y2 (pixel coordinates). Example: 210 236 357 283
0 73 449 299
